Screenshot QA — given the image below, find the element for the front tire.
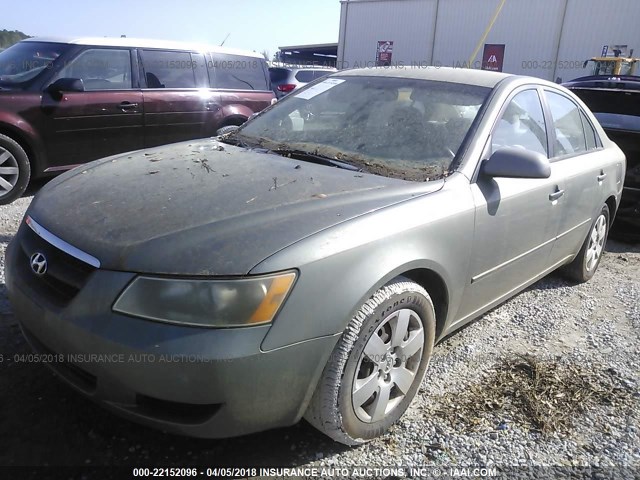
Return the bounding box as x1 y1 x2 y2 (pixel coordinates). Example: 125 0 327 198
563 204 609 282
0 134 31 206
305 278 436 445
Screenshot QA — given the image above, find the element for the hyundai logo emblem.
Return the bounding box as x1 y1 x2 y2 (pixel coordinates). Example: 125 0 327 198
30 252 48 276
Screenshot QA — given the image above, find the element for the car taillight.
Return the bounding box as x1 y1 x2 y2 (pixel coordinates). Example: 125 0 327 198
277 84 296 93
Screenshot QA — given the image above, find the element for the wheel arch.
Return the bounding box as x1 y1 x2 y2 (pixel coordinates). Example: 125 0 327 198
0 122 44 176
605 195 618 224
400 268 450 340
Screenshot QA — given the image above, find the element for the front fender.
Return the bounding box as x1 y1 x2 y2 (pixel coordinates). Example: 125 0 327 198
252 176 476 351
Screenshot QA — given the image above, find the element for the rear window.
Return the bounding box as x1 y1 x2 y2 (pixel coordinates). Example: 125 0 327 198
211 53 269 90
269 68 290 83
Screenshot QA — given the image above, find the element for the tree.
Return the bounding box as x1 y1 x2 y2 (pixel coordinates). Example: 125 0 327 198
0 29 31 49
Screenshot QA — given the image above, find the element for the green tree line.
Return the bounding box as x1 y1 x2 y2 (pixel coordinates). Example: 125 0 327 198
0 29 31 49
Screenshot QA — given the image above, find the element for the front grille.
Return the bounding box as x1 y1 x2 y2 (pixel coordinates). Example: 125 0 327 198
18 224 96 308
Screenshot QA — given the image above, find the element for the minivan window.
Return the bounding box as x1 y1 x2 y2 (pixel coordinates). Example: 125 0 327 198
141 50 196 88
0 41 70 86
211 53 268 90
54 48 132 90
191 52 209 88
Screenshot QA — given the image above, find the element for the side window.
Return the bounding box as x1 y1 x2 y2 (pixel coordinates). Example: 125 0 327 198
313 70 332 80
580 111 599 150
210 53 269 90
294 70 315 83
190 53 209 88
546 91 587 156
55 48 132 90
493 89 548 156
141 50 196 88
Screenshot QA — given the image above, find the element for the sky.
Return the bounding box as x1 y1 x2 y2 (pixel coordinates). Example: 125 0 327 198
2 0 341 59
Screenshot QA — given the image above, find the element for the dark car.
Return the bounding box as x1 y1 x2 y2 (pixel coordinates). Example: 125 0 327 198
6 67 623 445
564 75 640 240
0 37 275 204
269 66 336 98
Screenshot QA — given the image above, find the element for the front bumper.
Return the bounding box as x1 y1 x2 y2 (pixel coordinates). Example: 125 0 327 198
5 233 336 438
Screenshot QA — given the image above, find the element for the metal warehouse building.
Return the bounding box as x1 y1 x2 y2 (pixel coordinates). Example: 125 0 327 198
337 0 640 82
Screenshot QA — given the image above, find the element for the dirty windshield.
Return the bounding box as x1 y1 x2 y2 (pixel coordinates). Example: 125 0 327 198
237 75 491 181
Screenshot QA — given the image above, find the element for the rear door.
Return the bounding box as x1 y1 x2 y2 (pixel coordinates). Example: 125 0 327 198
457 88 565 322
543 89 619 263
140 49 219 147
40 47 143 169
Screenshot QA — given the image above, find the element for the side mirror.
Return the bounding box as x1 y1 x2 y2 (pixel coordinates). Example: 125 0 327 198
583 60 589 69
46 78 84 99
482 147 551 179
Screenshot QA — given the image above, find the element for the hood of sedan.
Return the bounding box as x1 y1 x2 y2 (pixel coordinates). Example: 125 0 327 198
28 139 443 275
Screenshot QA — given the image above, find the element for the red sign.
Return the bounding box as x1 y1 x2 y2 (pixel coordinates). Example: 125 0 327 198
376 41 394 66
482 44 506 72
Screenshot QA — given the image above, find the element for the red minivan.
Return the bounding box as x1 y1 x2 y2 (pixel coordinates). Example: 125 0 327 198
0 37 276 204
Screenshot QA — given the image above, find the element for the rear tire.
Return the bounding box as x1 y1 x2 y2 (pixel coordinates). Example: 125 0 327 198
305 277 436 445
0 134 31 206
563 204 609 283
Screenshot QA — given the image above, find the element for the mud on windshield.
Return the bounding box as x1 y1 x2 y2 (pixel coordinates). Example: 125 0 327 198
239 75 491 181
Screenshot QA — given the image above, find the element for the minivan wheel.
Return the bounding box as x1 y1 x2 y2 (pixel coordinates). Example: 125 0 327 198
305 278 435 445
216 125 241 136
563 204 610 283
0 134 31 206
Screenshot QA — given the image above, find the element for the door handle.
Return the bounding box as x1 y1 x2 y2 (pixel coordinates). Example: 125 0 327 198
119 102 139 111
549 189 565 201
597 173 607 182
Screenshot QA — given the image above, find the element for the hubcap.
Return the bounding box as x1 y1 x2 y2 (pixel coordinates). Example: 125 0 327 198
352 308 424 423
585 214 607 272
0 147 19 196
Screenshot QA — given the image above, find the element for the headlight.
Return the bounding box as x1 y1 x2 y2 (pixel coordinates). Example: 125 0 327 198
112 272 296 328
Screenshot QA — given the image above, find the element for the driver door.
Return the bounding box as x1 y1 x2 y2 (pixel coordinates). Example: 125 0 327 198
456 88 565 323
39 47 143 170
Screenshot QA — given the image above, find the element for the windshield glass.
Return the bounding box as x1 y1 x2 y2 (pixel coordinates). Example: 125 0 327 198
0 42 70 85
238 75 491 181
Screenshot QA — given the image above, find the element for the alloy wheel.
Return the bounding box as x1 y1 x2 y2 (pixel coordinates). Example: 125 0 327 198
0 147 19 197
585 214 607 272
352 308 424 423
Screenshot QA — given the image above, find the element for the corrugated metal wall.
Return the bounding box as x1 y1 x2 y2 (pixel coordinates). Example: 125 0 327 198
338 0 640 82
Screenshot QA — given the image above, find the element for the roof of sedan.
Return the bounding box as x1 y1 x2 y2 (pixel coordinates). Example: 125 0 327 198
337 66 513 88
23 37 263 58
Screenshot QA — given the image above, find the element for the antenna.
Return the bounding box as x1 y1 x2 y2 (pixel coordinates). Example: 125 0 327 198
220 33 230 47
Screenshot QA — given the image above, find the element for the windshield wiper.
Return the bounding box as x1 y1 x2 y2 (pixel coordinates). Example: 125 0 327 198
269 148 364 172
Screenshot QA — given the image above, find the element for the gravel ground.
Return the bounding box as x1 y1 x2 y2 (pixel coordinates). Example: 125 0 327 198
0 193 639 478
